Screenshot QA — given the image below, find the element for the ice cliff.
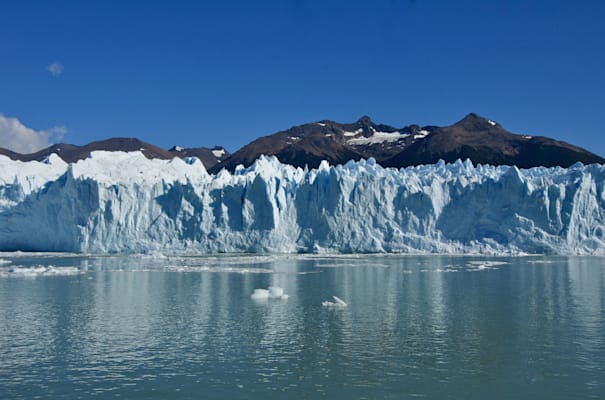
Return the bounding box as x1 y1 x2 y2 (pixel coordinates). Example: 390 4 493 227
1 151 604 255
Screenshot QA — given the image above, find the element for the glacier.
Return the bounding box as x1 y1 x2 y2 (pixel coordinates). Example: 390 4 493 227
1 151 605 255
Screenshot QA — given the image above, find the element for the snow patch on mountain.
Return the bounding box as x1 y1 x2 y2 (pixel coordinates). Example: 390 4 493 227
414 129 430 139
348 131 409 145
1 152 604 255
343 129 363 137
212 148 226 158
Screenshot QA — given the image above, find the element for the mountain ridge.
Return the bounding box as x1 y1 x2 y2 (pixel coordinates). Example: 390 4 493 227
1 113 602 170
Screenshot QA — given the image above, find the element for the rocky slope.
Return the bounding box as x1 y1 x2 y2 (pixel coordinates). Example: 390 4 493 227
210 116 438 173
212 113 603 172
382 113 604 168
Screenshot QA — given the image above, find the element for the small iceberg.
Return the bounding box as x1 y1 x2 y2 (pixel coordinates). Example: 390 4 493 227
250 288 269 300
322 295 347 308
250 286 289 300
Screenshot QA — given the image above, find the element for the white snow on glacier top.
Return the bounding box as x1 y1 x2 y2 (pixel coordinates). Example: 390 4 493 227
70 151 209 184
0 153 67 195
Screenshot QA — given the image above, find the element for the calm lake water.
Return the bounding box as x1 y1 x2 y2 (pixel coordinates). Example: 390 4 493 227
0 254 604 399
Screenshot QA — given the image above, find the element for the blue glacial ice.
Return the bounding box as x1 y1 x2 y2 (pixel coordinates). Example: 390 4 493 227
1 151 605 255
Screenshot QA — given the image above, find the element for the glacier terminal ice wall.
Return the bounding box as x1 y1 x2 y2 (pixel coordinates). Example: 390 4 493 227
1 151 604 254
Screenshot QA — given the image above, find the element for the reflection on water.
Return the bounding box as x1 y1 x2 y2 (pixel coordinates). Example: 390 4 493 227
0 255 604 399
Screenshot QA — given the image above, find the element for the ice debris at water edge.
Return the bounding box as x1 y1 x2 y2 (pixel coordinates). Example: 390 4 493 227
1 151 605 255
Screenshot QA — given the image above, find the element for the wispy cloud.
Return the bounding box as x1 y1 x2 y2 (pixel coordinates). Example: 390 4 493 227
0 114 66 154
46 61 65 77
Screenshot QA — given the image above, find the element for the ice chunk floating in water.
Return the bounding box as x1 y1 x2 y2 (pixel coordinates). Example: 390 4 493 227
268 286 289 299
250 289 270 300
2 152 605 254
250 286 289 300
322 296 347 307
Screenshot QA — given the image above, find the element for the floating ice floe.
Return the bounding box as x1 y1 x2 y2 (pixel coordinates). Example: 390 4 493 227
526 260 556 264
322 295 347 307
250 286 289 300
0 265 83 278
434 268 460 273
466 260 508 271
164 265 273 274
317 262 390 269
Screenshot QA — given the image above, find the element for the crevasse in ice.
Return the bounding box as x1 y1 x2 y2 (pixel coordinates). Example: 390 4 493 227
1 151 604 255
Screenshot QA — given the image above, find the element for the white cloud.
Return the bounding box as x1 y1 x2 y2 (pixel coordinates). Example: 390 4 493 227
0 114 66 154
46 61 64 77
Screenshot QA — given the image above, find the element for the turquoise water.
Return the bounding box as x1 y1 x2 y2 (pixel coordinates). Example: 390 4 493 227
0 254 604 399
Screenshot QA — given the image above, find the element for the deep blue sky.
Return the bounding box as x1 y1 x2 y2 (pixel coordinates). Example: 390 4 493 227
1 0 604 155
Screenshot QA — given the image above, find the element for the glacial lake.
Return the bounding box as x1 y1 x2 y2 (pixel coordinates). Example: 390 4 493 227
1 254 604 399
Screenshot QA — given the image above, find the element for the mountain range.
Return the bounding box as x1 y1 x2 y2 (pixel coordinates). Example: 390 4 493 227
0 138 230 169
1 113 602 170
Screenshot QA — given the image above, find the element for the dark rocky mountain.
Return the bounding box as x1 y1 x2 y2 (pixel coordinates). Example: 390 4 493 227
1 113 601 171
209 116 438 173
211 113 603 172
382 113 605 168
0 138 229 169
